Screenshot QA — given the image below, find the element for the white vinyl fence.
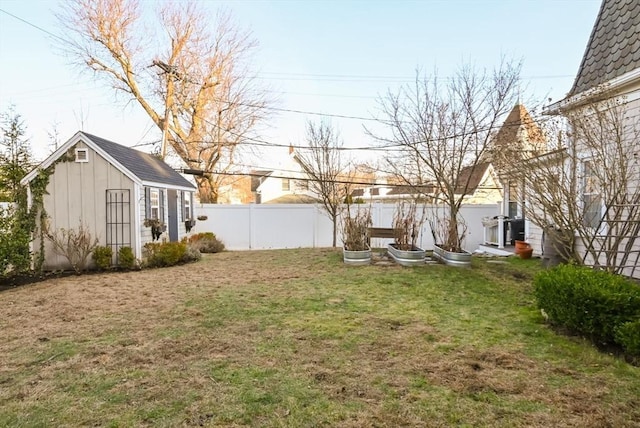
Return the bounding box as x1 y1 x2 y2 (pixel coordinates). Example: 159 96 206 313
195 203 499 252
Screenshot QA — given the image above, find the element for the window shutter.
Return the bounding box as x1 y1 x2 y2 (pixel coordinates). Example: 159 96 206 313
159 189 165 222
181 191 186 220
145 187 150 218
189 192 194 219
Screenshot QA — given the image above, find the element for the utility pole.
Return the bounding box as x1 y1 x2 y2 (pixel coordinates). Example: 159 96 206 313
152 60 181 160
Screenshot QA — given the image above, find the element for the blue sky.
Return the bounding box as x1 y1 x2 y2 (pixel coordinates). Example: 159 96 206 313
0 0 602 167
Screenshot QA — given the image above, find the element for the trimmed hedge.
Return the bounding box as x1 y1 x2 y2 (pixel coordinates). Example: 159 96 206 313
534 264 640 357
615 320 640 357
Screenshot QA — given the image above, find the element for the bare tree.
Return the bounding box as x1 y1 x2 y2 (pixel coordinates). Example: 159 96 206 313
371 60 521 252
516 92 640 276
57 0 269 202
296 121 349 247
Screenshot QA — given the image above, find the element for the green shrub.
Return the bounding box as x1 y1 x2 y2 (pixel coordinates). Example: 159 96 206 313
534 264 640 351
117 246 136 270
188 232 225 253
92 246 113 270
143 241 189 268
615 320 640 357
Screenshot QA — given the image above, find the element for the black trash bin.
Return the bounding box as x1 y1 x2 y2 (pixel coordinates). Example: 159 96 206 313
509 219 525 245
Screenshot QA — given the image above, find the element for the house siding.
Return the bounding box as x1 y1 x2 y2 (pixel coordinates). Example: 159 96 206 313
40 141 135 270
576 94 640 278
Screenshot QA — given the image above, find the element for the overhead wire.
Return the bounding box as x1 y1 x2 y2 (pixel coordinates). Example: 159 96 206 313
1 9 568 161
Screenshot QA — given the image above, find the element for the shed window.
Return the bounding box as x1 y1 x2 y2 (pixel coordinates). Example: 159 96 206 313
150 189 160 219
145 187 165 222
182 191 192 220
75 148 89 163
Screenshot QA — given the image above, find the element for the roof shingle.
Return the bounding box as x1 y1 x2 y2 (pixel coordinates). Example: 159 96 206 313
569 0 640 96
82 132 194 188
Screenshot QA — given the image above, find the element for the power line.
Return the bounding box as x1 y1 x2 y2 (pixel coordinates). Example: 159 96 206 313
0 9 565 160
0 8 66 43
181 167 504 192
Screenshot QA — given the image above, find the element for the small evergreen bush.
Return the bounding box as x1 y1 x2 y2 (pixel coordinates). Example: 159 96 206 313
143 241 192 267
534 264 640 354
117 246 137 270
92 246 113 270
188 232 225 253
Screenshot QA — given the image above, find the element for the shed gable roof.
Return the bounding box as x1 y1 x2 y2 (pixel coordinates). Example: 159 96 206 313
569 0 640 96
82 133 194 188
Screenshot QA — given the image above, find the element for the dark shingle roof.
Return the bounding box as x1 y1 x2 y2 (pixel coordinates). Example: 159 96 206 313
82 132 195 188
569 0 640 96
250 170 273 192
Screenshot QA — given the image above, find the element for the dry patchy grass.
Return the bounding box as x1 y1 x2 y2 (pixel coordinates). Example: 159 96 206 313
1 249 638 427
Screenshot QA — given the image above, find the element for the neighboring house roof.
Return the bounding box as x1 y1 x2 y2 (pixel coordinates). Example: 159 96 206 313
264 194 319 204
569 0 640 97
386 185 435 196
21 131 195 189
454 162 491 194
250 170 273 192
492 105 545 152
485 104 546 172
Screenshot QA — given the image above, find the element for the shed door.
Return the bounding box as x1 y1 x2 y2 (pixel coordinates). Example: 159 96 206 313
167 189 179 242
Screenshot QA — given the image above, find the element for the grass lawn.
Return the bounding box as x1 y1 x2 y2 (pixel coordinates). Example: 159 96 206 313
1 248 639 427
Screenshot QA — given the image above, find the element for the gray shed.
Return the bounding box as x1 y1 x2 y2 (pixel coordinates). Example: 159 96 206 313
20 131 196 269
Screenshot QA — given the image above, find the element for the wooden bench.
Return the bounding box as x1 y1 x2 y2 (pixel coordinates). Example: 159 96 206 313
368 227 399 239
368 228 400 248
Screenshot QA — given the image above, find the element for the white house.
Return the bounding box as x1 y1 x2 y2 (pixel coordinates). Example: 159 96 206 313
20 131 196 270
352 162 502 206
252 146 319 204
542 0 640 277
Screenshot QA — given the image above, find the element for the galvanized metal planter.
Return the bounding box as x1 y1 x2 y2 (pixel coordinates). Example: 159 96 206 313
432 244 472 267
343 247 372 266
387 243 426 266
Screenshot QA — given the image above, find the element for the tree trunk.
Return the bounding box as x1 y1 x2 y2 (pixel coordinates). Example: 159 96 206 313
332 215 337 247
195 176 219 204
446 206 461 252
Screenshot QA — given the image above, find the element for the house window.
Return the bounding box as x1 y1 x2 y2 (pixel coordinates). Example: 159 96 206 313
583 160 603 229
75 148 89 163
149 189 160 219
296 179 308 190
282 178 290 191
508 181 519 218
